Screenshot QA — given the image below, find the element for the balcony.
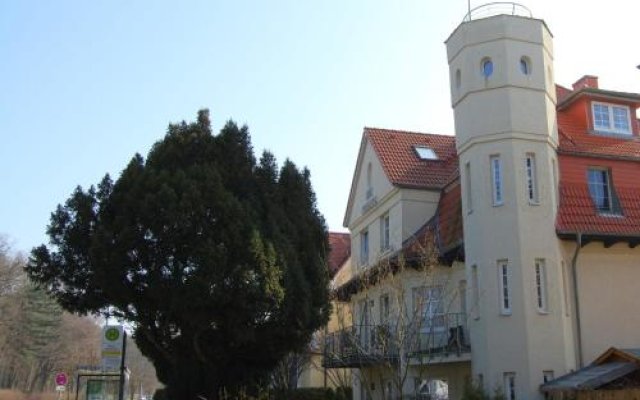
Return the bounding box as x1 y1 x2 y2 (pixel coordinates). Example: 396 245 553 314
322 313 470 368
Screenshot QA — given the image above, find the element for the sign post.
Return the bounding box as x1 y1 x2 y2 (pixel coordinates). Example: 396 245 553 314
101 325 124 371
54 372 67 400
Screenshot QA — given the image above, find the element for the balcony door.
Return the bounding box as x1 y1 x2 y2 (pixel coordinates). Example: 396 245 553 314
357 299 374 351
413 286 446 351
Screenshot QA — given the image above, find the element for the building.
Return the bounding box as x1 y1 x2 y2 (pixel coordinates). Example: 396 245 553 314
324 4 640 400
298 232 353 390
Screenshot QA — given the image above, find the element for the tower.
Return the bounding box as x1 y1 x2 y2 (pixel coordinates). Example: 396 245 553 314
446 7 575 399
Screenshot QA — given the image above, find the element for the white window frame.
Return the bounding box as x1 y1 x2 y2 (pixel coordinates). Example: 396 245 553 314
535 259 548 313
504 372 516 400
591 101 632 135
491 155 504 206
360 229 369 267
525 153 538 204
498 260 511 315
380 214 390 251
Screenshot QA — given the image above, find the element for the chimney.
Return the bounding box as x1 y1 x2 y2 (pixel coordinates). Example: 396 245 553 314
572 75 599 90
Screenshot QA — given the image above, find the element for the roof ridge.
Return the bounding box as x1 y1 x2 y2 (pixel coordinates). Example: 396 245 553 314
364 126 454 138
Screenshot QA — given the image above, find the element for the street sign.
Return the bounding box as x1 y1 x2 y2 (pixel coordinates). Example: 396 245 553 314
56 385 65 392
55 372 68 386
101 325 124 371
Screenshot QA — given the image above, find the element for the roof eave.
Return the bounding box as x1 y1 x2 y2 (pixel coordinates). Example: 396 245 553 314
557 231 640 248
558 88 640 110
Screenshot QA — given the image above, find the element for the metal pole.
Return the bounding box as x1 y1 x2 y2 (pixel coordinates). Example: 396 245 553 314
75 374 81 400
118 331 127 400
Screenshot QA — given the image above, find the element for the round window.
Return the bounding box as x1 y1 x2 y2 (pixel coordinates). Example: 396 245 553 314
482 58 493 78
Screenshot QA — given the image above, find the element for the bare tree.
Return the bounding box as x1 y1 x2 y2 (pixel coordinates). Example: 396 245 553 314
270 351 312 391
324 233 466 399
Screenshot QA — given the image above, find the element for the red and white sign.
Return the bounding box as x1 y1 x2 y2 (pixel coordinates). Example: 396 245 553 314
55 372 68 386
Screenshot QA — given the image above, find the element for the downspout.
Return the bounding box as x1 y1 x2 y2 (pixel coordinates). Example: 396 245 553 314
571 232 584 368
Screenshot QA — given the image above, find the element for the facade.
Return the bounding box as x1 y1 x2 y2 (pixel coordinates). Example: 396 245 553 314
324 5 640 400
299 232 353 390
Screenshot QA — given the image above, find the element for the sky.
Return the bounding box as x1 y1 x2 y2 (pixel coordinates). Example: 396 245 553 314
2 0 640 254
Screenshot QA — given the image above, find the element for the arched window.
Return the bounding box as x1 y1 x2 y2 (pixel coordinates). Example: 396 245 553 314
481 58 493 78
520 56 531 75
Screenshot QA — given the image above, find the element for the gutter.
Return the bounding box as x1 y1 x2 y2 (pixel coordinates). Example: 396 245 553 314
571 232 584 368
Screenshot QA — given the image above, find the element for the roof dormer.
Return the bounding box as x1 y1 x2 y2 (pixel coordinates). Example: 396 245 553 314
557 75 640 138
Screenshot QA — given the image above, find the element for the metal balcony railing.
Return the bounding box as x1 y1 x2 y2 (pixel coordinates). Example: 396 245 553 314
462 2 533 23
322 313 471 368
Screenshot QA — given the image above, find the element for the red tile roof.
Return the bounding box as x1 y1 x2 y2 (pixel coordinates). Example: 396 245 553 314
558 113 640 160
556 183 640 237
328 232 350 277
555 85 640 238
365 128 458 189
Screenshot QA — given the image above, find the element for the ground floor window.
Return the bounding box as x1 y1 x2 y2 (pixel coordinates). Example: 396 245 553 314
504 372 516 400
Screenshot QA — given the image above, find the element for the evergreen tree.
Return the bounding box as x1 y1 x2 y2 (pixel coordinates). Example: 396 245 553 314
27 110 330 399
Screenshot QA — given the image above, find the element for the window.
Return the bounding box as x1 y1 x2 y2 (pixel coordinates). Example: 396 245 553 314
456 69 462 89
535 259 548 313
504 373 516 400
380 214 390 251
482 58 494 78
413 286 445 330
498 260 511 315
380 294 390 324
459 280 468 317
525 154 538 204
358 300 374 350
592 102 632 135
491 156 504 206
366 163 373 199
520 57 531 75
587 168 612 212
472 265 480 319
415 146 438 160
360 230 369 266
465 161 473 213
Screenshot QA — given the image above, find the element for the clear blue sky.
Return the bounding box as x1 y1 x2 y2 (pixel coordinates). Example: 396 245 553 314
2 1 639 253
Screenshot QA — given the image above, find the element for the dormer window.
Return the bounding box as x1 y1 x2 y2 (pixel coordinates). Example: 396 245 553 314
587 168 613 213
592 101 632 135
415 146 438 160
